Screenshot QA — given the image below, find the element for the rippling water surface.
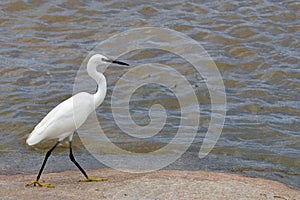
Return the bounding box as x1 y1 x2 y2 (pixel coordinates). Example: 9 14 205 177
0 0 299 189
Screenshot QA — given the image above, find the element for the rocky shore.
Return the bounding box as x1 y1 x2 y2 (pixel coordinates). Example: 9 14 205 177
1 168 299 200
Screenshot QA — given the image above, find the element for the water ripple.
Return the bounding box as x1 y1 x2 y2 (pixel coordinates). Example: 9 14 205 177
0 0 299 189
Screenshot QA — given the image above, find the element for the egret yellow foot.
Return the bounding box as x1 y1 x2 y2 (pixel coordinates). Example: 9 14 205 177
26 180 54 188
80 176 108 182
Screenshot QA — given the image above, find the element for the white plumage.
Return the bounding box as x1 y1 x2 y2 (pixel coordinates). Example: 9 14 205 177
25 54 129 188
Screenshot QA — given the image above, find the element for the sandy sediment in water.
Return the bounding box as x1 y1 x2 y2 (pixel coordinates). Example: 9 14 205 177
0 168 299 200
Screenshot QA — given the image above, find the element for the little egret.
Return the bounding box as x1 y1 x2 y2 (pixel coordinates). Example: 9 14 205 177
26 54 129 188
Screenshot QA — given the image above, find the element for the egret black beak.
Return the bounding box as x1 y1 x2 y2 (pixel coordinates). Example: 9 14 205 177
112 60 129 66
103 58 129 66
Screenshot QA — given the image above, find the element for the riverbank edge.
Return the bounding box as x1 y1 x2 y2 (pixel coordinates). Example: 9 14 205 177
1 168 299 200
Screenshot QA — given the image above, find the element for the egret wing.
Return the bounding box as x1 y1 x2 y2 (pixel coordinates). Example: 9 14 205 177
27 92 93 145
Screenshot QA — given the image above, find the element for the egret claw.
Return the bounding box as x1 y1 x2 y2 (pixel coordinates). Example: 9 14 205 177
80 176 108 182
26 180 54 188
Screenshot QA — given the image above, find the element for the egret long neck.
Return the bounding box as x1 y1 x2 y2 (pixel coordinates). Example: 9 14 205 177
87 60 107 108
93 73 107 107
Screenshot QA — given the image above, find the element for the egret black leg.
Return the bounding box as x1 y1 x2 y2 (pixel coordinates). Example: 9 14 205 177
69 141 88 179
26 141 60 187
36 141 60 181
69 141 108 182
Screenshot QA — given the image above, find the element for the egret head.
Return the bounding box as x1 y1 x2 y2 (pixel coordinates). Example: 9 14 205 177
89 54 129 67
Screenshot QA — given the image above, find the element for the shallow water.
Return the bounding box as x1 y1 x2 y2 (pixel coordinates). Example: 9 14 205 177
0 0 299 189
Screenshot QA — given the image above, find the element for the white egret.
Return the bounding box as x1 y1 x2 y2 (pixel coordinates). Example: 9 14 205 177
26 54 129 188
